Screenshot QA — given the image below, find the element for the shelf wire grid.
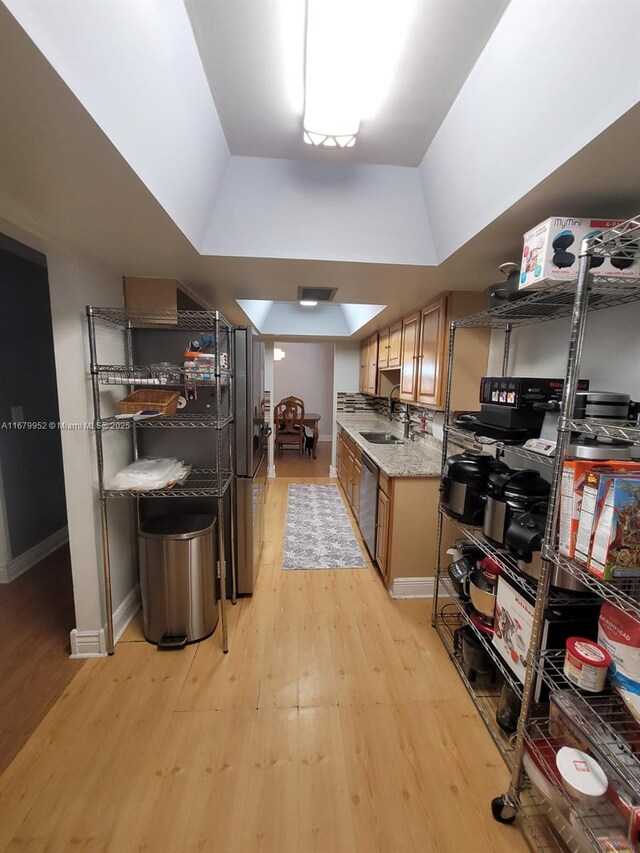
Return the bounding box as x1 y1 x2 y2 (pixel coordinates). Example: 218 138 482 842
520 785 601 853
95 365 232 386
534 649 640 792
87 307 234 330
98 413 234 430
587 217 640 258
452 275 640 329
444 424 554 467
541 545 640 621
441 512 597 608
440 594 524 699
561 418 640 444
435 607 517 768
103 468 233 499
525 719 629 850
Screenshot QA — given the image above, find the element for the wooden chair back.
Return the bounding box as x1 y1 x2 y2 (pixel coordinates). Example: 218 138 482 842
274 396 305 456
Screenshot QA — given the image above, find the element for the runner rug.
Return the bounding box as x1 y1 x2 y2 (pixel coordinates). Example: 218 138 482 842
282 484 367 570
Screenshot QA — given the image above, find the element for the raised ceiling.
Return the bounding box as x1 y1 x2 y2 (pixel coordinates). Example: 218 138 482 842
185 0 509 166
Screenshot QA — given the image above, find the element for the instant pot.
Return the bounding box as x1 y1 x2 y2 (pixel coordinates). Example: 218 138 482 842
442 451 507 525
483 468 551 546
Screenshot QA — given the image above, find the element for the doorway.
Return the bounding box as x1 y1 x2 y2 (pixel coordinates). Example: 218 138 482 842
273 341 333 477
0 234 79 773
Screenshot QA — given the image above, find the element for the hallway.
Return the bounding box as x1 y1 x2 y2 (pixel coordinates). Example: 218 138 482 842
0 477 527 852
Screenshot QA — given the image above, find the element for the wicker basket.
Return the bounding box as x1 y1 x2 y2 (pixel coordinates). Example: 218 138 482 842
117 389 179 416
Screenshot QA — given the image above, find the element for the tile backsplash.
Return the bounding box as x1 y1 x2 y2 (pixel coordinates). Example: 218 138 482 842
336 391 438 440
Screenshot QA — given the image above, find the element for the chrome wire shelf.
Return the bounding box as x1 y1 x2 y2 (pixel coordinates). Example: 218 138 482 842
95 364 232 385
541 545 640 621
87 306 234 330
561 418 640 444
441 512 594 607
99 413 233 430
520 785 603 853
104 469 233 499
534 650 640 791
444 424 554 467
434 608 516 769
525 719 628 850
587 217 640 258
442 595 523 699
452 275 640 330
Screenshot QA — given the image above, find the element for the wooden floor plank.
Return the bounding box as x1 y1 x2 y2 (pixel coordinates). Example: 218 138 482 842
0 473 530 852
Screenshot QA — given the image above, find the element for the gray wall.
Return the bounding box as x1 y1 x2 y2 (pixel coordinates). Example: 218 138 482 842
0 246 67 557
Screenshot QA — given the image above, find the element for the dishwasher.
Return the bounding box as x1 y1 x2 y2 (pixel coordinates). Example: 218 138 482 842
359 453 379 560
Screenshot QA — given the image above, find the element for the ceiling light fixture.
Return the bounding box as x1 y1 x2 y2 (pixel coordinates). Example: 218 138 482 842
274 347 286 361
302 0 416 149
299 299 318 307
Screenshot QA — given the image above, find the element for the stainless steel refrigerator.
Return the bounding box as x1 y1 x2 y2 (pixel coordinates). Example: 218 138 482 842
234 327 267 595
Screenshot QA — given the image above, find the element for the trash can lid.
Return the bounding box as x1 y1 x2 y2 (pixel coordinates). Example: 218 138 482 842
139 513 215 540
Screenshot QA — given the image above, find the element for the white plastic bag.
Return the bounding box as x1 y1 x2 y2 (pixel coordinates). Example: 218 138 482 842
108 458 183 490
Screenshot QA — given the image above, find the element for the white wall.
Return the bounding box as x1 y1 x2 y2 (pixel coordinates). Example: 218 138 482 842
274 342 334 442
420 0 640 263
3 0 229 249
331 341 361 470
203 156 437 265
487 301 640 399
46 248 137 642
264 340 275 477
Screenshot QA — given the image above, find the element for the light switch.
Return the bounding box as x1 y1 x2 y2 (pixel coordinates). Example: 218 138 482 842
10 406 23 422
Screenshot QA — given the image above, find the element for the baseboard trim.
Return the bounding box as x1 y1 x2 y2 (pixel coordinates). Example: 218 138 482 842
390 576 434 599
113 583 141 643
329 466 337 478
70 627 107 658
0 526 69 584
267 465 276 478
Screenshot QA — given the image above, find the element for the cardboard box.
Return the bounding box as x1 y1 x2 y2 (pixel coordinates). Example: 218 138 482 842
589 478 640 580
575 470 640 565
519 217 634 290
559 461 640 559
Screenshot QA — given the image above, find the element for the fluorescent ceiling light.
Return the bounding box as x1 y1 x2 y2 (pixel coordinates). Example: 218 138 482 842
299 299 318 307
303 0 416 148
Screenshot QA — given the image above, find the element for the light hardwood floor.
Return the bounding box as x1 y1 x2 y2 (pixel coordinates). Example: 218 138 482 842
275 439 331 478
0 477 529 852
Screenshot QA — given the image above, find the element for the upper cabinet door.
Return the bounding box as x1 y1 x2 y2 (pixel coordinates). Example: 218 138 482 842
417 294 447 407
400 310 420 401
378 327 390 368
367 333 378 394
388 321 402 368
359 340 368 393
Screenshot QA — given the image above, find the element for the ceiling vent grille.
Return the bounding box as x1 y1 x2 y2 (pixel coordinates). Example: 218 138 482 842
297 286 337 303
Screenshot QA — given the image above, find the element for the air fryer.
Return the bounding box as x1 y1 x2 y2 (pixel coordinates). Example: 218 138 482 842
552 230 576 269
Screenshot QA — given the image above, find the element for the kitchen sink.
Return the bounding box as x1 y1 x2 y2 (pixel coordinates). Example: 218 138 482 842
359 431 406 445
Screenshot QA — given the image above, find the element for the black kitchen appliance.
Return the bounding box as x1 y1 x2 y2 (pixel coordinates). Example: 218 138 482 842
573 390 631 423
483 468 551 546
442 451 507 525
453 625 498 687
480 376 590 408
446 540 485 599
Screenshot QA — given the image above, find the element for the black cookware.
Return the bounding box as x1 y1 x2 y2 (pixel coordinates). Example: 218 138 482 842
442 451 507 525
453 625 497 686
483 468 550 546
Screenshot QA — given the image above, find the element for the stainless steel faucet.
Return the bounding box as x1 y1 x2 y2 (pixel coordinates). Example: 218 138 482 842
388 384 401 421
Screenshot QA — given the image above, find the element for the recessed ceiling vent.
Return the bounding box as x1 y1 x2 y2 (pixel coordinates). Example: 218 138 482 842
297 286 337 303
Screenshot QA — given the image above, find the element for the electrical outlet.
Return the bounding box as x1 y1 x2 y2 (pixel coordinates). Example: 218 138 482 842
10 405 23 422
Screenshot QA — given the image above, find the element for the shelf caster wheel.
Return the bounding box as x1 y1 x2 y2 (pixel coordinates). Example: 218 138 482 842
491 796 516 824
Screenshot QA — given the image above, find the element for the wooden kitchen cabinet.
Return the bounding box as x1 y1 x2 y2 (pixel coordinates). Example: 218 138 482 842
337 429 361 520
399 310 420 402
376 474 441 592
375 485 391 581
388 321 402 368
359 334 378 395
378 327 390 368
417 294 447 407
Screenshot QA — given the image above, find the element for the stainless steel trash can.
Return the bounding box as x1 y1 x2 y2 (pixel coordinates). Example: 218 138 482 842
139 514 218 649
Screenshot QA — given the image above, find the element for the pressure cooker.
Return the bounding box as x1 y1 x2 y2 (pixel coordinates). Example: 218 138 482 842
442 451 507 525
483 468 551 546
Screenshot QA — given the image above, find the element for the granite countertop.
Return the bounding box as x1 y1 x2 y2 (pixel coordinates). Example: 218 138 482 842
336 414 443 477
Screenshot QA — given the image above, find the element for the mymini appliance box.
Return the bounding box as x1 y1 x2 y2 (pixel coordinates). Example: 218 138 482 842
492 573 600 695
519 217 634 290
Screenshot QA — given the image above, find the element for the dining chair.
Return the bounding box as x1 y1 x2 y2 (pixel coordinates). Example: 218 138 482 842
274 396 305 457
